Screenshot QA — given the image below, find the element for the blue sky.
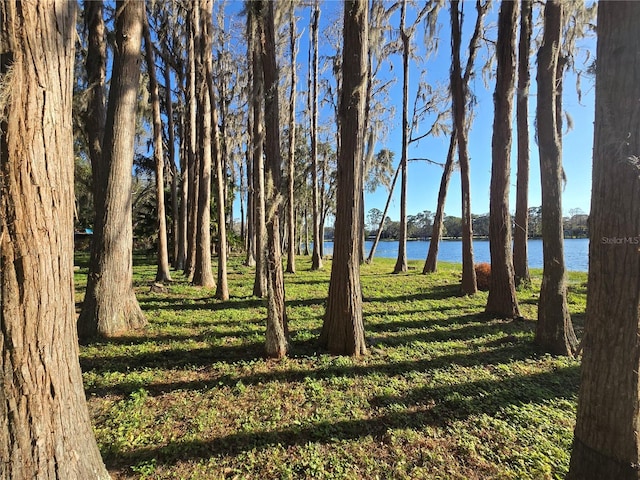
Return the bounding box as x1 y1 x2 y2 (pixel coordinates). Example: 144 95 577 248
224 0 596 222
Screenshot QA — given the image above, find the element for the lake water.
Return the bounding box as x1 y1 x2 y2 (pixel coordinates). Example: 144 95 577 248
322 238 589 272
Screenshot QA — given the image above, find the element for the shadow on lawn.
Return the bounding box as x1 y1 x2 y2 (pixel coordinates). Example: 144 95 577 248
103 364 579 471
137 296 326 312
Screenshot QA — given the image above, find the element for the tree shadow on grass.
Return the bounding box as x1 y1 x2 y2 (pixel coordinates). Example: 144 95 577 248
366 284 464 303
102 364 579 471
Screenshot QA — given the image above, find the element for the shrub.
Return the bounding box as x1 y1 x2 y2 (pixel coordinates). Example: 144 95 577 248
475 262 491 291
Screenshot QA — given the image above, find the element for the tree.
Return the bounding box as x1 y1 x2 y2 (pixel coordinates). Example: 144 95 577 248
143 10 173 284
286 0 299 274
320 0 368 357
310 0 323 271
512 0 532 287
485 0 520 319
534 0 577 356
567 3 640 478
191 0 216 288
257 0 288 358
78 0 147 339
0 1 110 476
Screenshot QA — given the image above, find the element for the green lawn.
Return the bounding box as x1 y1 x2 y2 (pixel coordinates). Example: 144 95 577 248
76 254 586 479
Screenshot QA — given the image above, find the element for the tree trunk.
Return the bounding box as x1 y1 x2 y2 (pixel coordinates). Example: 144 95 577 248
513 0 532 287
143 13 172 284
485 0 520 318
0 2 110 477
320 0 368 357
245 13 256 268
252 5 267 297
185 6 200 280
393 0 409 274
177 113 189 271
450 0 477 295
79 0 147 339
534 0 577 356
567 3 640 478
286 0 298 274
310 0 323 271
192 0 215 288
423 132 456 273
207 12 229 300
259 0 289 358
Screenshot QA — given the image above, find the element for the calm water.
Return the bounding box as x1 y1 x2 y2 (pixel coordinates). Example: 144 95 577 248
322 238 589 272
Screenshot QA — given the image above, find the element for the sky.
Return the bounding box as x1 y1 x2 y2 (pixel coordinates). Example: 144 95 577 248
225 0 596 223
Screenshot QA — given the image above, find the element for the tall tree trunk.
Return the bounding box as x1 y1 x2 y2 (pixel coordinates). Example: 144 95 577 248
513 0 532 287
192 0 215 288
252 6 267 297
207 14 229 300
163 45 180 269
245 12 256 268
450 0 477 295
423 132 456 273
310 0 323 270
185 6 200 279
259 0 289 358
567 3 640 477
79 0 147 339
143 12 172 283
320 0 368 357
367 165 400 264
177 113 188 271
534 0 577 356
486 0 520 318
0 1 110 477
393 0 409 274
286 0 298 274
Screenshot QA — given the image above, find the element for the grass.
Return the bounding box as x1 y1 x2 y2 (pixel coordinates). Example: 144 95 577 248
75 254 586 480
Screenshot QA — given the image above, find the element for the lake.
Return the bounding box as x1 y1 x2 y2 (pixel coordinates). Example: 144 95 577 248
322 238 589 272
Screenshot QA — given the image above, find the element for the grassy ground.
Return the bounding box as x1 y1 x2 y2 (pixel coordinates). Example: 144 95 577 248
75 254 587 480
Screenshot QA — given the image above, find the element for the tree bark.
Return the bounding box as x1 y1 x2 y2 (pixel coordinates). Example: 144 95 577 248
310 0 323 271
259 0 289 358
79 0 147 339
534 0 577 356
245 12 256 268
252 5 267 297
192 0 215 288
423 132 456 273
286 0 298 274
143 12 173 284
567 3 640 478
485 0 520 318
0 1 110 477
513 0 532 287
394 0 409 274
450 0 477 295
320 0 368 357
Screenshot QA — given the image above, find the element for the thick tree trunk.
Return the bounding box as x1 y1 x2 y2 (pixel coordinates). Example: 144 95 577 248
485 0 520 318
259 0 289 358
450 0 477 295
310 0 323 271
0 1 110 477
534 0 577 356
286 0 297 274
567 3 640 478
79 0 146 339
143 13 172 284
394 0 409 274
320 0 368 357
192 0 215 288
513 0 532 287
252 8 267 298
423 132 456 273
